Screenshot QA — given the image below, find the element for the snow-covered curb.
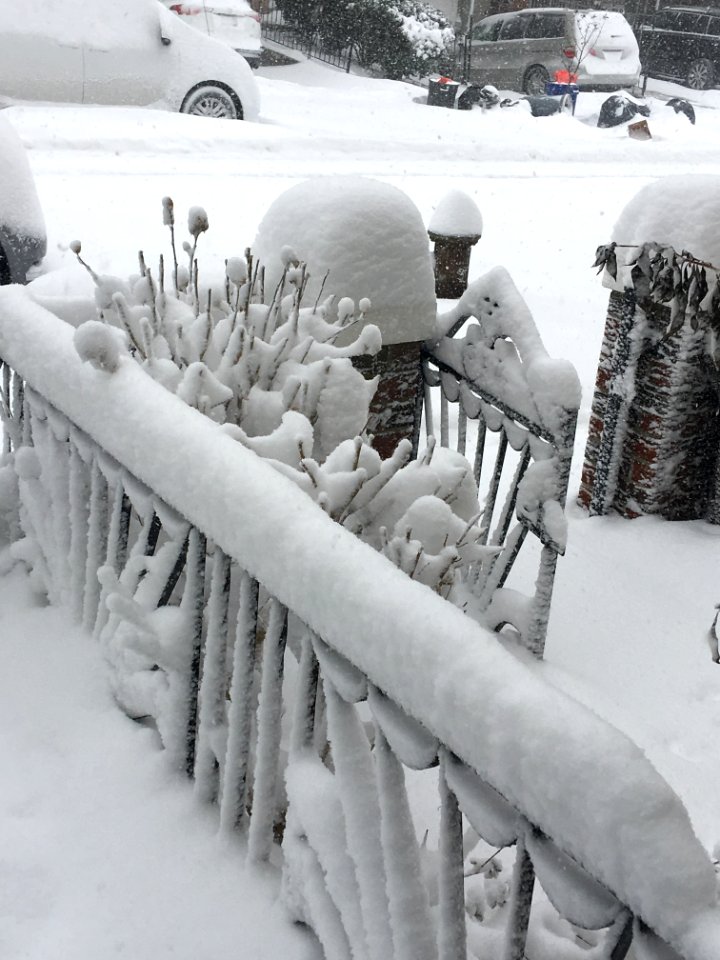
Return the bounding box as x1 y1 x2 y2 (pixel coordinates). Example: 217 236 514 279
0 285 718 956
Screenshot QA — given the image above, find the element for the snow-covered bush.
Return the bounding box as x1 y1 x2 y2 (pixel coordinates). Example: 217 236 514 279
282 0 454 79
68 198 486 599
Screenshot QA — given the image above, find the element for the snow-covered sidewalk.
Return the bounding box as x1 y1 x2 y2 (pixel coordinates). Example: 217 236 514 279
0 566 319 960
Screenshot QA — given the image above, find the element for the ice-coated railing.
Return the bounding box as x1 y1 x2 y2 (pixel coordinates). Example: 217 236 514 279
422 266 580 658
1 286 719 960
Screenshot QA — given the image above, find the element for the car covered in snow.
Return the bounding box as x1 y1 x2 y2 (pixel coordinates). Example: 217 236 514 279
162 0 263 69
638 6 720 90
464 8 641 94
0 0 260 121
0 113 46 284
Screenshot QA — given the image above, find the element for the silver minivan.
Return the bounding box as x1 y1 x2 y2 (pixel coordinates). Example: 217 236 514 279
464 8 641 94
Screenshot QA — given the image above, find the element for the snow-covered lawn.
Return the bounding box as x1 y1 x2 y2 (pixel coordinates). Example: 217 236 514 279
3 57 720 956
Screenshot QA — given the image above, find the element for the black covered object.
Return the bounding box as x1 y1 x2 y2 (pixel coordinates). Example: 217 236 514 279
457 83 500 110
666 97 696 124
524 95 562 117
597 95 650 129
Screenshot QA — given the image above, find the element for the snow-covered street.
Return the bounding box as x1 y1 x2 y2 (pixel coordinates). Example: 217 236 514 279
3 55 720 958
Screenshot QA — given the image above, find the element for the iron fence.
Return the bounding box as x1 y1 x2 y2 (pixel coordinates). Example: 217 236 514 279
261 3 354 72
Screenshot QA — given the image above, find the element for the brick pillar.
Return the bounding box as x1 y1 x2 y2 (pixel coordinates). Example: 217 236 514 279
579 291 720 520
428 232 481 299
352 342 423 460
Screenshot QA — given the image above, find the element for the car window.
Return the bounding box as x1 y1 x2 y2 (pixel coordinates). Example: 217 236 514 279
472 18 503 41
525 13 566 39
499 15 528 41
707 15 720 35
652 11 678 30
675 12 705 32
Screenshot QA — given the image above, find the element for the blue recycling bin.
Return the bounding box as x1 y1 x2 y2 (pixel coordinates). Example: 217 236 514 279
544 81 579 114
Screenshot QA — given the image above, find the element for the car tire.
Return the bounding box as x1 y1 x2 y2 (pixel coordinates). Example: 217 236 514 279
687 58 715 90
523 65 550 96
180 84 243 120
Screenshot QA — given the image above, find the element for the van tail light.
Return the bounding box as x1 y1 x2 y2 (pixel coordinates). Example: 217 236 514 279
170 4 202 14
562 47 576 59
251 11 261 22
589 47 598 56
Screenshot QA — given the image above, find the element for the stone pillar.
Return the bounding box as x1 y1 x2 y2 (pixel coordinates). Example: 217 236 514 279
579 291 720 520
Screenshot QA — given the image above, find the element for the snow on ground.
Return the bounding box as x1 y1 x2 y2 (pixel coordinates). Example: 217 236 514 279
3 55 720 954
0 567 320 960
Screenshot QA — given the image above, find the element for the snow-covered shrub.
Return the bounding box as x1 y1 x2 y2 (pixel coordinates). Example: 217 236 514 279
303 0 454 79
69 198 485 599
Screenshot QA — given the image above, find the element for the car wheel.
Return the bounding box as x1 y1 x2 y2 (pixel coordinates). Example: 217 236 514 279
180 85 242 120
687 58 715 90
523 65 550 96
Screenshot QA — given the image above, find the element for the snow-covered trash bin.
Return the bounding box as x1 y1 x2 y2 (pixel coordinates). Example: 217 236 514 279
428 189 483 299
253 176 437 458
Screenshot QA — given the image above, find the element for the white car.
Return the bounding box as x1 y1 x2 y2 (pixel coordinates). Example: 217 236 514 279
0 0 260 120
163 1 263 68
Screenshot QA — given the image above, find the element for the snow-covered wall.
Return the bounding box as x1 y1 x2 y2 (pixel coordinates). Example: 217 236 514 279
1 287 719 958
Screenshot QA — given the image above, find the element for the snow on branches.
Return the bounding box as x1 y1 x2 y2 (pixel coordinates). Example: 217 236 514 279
68 199 486 598
594 241 720 361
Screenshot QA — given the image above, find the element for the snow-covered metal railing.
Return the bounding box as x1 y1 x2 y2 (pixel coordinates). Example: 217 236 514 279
422 267 580 658
1 288 719 960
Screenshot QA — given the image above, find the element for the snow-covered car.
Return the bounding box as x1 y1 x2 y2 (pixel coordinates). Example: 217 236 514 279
639 6 720 90
162 1 263 68
0 114 46 284
0 0 260 121
465 8 641 94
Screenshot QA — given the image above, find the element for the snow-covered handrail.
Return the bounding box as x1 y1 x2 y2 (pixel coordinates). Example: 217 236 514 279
423 267 581 657
0 287 718 960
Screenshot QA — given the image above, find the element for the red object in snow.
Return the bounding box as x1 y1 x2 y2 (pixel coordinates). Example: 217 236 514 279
554 69 578 82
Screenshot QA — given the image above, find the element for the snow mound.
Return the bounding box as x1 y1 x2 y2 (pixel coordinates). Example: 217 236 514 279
253 176 437 346
609 175 720 288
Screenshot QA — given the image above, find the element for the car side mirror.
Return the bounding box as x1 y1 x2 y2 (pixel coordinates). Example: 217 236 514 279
158 8 174 45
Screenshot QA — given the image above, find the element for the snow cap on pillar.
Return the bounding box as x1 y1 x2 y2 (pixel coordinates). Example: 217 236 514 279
428 189 483 239
605 174 720 291
252 175 438 346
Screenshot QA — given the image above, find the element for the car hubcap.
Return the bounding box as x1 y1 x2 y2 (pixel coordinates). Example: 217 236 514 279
688 63 710 88
192 95 233 118
527 71 546 95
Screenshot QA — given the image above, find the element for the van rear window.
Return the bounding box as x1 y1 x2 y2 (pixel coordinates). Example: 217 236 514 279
525 13 565 39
